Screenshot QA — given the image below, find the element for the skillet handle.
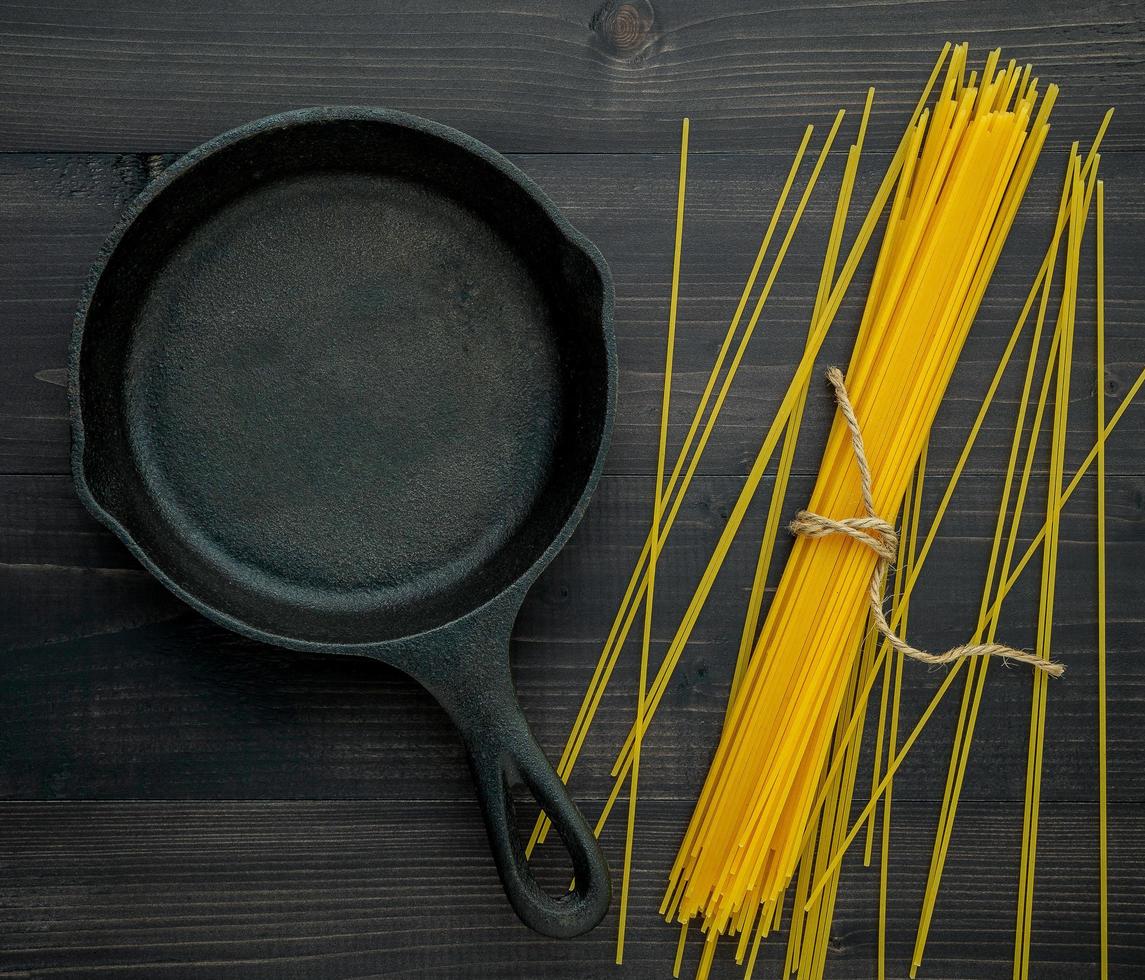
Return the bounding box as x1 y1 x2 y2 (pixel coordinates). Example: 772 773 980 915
462 696 611 938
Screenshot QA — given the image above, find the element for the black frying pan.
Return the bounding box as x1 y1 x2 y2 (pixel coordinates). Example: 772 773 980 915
69 107 616 938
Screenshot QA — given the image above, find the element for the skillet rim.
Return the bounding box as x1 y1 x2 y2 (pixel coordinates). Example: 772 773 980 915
68 105 618 655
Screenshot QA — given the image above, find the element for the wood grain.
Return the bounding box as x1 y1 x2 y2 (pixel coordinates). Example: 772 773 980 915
3 470 1143 804
2 2 1143 976
0 0 1142 154
2 149 1144 478
1 801 1142 978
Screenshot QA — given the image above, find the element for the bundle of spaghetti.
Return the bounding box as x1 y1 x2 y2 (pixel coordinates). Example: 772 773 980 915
784 122 1111 856
607 51 1042 805
528 44 958 858
662 47 1055 953
581 53 954 852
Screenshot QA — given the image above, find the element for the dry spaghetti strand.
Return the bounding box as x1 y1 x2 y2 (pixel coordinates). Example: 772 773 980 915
1096 178 1109 980
615 116 689 965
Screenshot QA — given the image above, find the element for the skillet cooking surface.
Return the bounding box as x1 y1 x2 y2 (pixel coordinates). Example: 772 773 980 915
131 172 562 622
77 115 609 646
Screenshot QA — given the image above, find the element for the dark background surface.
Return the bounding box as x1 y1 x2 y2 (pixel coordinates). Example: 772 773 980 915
2 2 1143 977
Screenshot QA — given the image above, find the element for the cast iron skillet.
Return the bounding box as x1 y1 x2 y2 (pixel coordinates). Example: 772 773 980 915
69 107 616 938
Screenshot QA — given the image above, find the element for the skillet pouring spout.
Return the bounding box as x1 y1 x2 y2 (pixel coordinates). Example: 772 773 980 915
70 106 617 937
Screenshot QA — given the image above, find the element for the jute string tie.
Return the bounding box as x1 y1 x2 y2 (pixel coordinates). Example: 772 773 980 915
789 367 1063 678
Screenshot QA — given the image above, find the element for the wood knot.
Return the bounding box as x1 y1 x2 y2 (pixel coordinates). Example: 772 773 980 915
591 0 655 59
144 153 169 183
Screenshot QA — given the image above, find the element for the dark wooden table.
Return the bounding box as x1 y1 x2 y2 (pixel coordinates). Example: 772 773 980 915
2 2 1143 977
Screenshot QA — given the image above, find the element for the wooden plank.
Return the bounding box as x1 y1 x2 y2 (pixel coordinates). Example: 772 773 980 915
2 149 1144 477
3 470 1142 804
2 12 1143 973
0 1 1142 155
0 800 1140 978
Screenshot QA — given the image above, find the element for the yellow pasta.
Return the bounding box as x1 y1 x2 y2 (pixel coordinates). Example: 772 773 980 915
862 103 933 870
527 42 1137 980
785 118 1115 897
878 444 926 980
805 353 1145 908
582 102 923 848
622 49 1050 797
598 82 945 838
616 116 689 965
1015 147 1092 980
1096 179 1109 980
672 920 689 978
666 50 1052 957
528 115 829 854
529 44 956 857
909 133 1105 973
731 89 874 710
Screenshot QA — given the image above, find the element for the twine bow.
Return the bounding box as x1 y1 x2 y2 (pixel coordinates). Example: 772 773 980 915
789 367 1063 678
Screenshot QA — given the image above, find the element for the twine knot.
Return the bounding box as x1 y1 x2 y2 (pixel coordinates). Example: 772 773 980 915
789 367 1063 679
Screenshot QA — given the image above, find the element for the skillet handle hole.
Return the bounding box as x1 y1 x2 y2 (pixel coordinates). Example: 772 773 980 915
464 711 611 937
509 781 576 896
